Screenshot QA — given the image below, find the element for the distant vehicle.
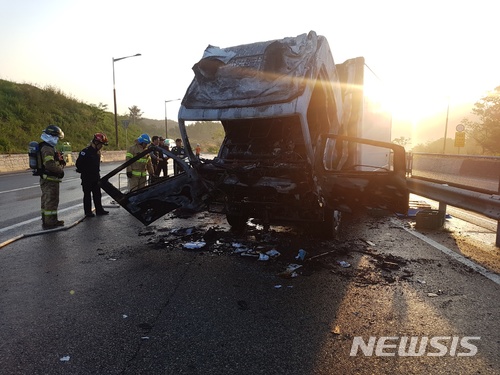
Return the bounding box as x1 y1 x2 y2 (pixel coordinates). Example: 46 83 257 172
100 31 408 237
164 138 176 149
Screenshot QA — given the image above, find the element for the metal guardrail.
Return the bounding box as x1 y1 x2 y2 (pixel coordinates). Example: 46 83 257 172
406 178 500 220
406 153 500 246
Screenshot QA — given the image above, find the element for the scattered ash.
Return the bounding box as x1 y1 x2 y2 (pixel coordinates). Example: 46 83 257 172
139 212 419 287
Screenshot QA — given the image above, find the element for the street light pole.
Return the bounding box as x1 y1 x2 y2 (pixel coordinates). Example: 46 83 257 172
442 97 450 154
164 100 167 139
164 98 181 140
112 53 141 148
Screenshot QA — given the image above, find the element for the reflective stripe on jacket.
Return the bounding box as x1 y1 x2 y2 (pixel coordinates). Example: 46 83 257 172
131 170 148 177
126 143 154 176
42 174 63 182
40 143 64 182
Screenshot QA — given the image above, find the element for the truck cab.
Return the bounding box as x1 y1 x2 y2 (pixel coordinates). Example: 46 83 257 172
99 31 408 237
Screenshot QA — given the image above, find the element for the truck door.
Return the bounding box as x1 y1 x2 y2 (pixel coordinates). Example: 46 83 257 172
98 147 207 225
315 134 409 214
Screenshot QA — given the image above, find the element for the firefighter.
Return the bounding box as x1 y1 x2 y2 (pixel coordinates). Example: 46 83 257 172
171 138 186 175
155 137 170 177
126 133 155 192
39 125 65 229
76 133 109 217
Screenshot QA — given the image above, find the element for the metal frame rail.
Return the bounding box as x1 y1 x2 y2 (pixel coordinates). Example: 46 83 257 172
406 177 500 247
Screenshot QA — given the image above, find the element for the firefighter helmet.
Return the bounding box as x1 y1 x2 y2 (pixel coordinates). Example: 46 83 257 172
43 125 64 139
93 132 109 145
137 133 151 145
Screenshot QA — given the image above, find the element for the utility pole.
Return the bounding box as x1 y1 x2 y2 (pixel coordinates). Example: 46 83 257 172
112 53 141 148
164 98 181 139
442 97 450 154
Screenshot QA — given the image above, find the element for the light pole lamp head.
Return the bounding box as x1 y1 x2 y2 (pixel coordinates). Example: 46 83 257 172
113 53 142 63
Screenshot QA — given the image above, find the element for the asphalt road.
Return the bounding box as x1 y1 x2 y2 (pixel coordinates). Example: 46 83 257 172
0 182 499 375
0 162 120 232
0 161 176 242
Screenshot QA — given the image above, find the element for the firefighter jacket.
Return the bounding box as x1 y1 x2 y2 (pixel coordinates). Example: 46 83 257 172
76 145 101 182
40 142 65 182
126 143 154 178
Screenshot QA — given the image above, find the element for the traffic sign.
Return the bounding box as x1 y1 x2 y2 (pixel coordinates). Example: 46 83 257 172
454 131 465 147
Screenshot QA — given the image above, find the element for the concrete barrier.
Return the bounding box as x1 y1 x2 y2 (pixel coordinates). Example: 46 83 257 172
0 151 127 174
411 153 500 194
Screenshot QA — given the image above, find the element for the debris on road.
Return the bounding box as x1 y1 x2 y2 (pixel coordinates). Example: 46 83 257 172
203 226 222 242
137 212 433 290
266 249 281 258
379 261 400 270
362 239 376 247
172 227 194 236
240 250 260 258
398 200 432 218
331 325 341 335
183 241 206 250
305 249 338 262
138 227 156 236
258 253 270 261
295 249 307 261
278 264 302 279
338 260 351 268
231 242 251 254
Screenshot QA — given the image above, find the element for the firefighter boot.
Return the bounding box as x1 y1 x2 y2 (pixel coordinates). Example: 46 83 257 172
55 215 65 227
43 215 64 230
42 214 56 230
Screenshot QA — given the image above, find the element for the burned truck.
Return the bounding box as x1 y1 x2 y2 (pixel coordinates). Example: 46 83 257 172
99 31 409 237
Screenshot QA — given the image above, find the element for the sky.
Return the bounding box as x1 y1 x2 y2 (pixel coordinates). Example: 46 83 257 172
1 0 499 146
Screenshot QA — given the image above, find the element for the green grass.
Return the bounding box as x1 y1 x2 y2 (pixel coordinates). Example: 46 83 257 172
0 79 223 154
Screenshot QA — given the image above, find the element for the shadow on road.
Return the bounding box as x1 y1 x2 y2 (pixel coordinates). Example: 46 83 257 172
0 209 498 374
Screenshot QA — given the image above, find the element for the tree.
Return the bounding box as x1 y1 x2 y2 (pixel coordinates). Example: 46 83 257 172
462 86 500 155
392 136 411 148
89 102 107 126
128 105 143 125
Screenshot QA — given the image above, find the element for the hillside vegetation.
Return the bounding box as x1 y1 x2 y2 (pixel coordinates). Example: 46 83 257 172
0 79 223 154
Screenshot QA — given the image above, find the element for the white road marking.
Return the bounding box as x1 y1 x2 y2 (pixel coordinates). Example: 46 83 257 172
401 224 500 286
0 177 80 194
0 203 83 233
0 185 38 194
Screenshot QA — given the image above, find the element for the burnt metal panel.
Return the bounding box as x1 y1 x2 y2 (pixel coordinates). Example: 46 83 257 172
315 135 409 214
99 147 206 225
182 31 323 109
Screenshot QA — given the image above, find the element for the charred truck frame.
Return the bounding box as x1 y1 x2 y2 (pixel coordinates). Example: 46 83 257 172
100 31 409 237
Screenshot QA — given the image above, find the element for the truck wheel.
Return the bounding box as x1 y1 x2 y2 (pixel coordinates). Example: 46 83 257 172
226 213 248 230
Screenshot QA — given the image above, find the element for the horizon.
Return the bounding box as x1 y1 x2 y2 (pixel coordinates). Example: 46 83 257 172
1 1 498 147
